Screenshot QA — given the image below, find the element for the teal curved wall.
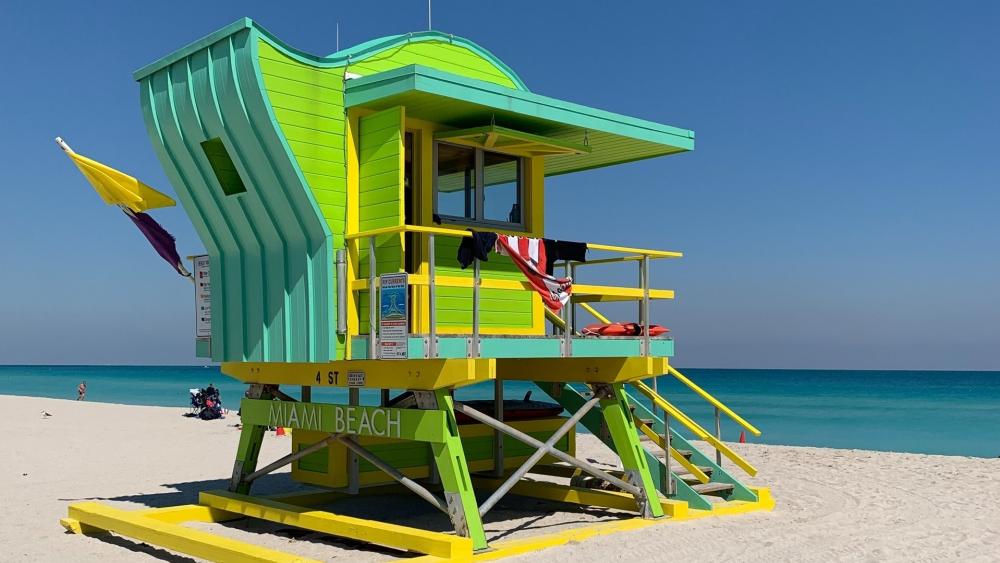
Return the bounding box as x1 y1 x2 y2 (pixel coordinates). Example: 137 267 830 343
139 27 335 363
136 19 532 362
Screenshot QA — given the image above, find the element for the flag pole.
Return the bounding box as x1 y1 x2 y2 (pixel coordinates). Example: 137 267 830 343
55 136 74 154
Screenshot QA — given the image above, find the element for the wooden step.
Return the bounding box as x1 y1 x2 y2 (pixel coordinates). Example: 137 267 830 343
654 449 693 460
691 482 734 497
676 466 714 485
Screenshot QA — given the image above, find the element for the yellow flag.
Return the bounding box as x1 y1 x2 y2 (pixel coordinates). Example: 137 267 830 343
59 139 175 213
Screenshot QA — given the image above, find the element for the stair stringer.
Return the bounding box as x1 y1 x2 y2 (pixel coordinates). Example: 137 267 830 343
627 389 758 503
534 382 713 511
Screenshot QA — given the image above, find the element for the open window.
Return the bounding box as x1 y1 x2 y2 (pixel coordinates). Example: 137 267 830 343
433 142 524 229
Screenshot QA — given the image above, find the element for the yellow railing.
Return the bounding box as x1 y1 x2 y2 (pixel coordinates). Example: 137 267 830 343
633 380 758 477
344 223 681 359
666 366 761 437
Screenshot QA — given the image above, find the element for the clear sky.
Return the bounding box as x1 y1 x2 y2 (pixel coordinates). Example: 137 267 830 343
0 1 997 369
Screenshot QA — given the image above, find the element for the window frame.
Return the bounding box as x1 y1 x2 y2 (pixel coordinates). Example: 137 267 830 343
432 141 526 231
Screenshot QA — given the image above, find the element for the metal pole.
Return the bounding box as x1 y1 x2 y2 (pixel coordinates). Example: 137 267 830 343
301 386 311 403
336 436 449 513
561 263 572 356
245 434 339 483
568 262 577 334
427 233 437 358
651 376 658 418
664 411 673 496
348 388 360 492
641 255 650 357
471 258 480 358
381 389 390 406
454 402 641 498
336 249 347 334
493 378 504 476
715 406 722 466
476 395 604 517
368 236 377 360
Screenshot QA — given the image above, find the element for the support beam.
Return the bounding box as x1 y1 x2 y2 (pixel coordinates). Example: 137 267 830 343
199 491 470 559
222 358 494 390
454 401 640 496
475 394 602 517
496 357 669 384
426 389 489 550
66 502 315 563
335 435 449 513
595 383 664 519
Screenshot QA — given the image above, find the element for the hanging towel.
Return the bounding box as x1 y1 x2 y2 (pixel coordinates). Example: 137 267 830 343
457 231 498 269
542 239 588 275
496 234 571 312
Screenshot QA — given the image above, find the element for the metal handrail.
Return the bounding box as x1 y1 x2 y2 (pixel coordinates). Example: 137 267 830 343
345 224 683 260
347 223 680 360
666 365 762 437
632 380 758 477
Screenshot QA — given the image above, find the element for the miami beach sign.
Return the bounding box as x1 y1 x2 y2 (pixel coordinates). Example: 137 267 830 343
238 399 449 443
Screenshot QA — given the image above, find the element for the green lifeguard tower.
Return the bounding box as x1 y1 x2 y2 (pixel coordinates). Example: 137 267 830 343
62 18 772 561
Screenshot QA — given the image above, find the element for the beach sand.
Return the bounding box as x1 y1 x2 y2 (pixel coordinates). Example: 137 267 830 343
2 395 998 562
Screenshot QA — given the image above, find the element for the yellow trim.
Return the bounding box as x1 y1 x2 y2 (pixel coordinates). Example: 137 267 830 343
666 366 762 436
222 358 494 390
200 491 470 559
61 486 774 562
586 243 683 259
345 108 361 359
579 303 611 324
496 357 669 383
64 502 316 562
634 380 758 476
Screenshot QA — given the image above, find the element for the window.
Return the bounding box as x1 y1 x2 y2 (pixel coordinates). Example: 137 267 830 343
434 142 523 228
201 138 247 196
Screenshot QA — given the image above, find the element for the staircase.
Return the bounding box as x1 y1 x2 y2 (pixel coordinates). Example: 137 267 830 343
535 366 762 512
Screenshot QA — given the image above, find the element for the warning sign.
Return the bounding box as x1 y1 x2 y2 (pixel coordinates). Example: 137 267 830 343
378 273 408 360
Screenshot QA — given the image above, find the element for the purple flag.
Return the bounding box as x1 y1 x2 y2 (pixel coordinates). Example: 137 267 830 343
124 210 188 277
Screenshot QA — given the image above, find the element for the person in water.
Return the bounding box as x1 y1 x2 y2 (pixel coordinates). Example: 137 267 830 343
77 381 87 401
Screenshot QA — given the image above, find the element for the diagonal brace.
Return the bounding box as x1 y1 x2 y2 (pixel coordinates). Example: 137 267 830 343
455 393 641 517
335 436 450 514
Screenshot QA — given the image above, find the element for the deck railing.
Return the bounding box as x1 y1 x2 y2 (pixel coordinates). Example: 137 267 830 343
344 224 682 359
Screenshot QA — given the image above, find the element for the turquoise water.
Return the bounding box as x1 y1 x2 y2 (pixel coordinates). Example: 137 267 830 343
2 365 998 458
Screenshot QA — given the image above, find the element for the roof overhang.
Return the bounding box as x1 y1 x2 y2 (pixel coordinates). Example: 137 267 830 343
345 65 694 176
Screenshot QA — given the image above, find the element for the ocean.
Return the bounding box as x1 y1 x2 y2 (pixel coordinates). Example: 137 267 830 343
2 365 997 458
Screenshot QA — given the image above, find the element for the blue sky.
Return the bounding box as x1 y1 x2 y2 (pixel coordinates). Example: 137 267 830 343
0 1 997 369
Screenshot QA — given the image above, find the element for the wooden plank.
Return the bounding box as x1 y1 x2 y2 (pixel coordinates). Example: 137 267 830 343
691 482 735 496
66 502 315 563
199 491 471 559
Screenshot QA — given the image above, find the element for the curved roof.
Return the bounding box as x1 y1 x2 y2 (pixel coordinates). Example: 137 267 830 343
134 18 528 90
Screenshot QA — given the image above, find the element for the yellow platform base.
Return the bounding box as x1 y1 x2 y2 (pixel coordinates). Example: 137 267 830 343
61 486 775 562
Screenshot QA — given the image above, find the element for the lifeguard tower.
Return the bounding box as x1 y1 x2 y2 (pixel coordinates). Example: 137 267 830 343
62 18 772 561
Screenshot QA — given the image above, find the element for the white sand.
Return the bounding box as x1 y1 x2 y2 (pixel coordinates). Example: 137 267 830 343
2 395 998 562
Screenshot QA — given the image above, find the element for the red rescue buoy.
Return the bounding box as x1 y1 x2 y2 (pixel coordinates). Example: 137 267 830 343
739 431 746 443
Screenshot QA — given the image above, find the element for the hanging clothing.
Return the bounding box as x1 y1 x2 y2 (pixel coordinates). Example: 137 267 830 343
495 234 571 312
496 235 548 273
542 239 588 275
456 231 498 269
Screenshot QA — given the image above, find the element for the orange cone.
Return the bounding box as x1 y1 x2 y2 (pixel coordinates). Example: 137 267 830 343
739 431 746 443
275 427 286 437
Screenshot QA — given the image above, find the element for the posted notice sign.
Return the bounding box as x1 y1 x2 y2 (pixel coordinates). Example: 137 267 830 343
193 255 211 338
378 273 408 359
